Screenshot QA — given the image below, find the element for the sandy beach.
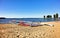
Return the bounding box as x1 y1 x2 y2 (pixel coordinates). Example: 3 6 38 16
0 21 60 38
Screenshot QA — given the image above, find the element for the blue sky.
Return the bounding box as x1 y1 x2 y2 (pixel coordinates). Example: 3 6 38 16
0 0 60 18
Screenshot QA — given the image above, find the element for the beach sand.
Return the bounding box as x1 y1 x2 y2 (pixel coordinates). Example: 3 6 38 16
0 21 60 38
43 21 60 38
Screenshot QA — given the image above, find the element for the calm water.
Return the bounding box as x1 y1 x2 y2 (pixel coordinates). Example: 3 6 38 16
0 18 54 24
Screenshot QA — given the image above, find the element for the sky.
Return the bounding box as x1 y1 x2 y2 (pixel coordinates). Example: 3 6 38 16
0 0 60 18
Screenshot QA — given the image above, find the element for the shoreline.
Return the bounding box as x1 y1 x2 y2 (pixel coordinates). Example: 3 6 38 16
0 21 60 38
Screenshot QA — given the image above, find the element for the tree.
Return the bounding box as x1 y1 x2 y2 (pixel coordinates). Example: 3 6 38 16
55 13 59 21
47 15 52 18
53 13 59 21
44 15 45 19
56 13 58 18
53 14 56 20
46 15 52 21
53 14 56 18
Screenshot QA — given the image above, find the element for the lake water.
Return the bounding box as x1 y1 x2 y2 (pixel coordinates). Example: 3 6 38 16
0 18 55 24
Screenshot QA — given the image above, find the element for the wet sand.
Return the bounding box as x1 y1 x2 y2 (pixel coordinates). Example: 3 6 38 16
0 21 60 38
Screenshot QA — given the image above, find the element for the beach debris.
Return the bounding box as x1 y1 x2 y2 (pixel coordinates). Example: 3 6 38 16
17 34 19 38
18 21 44 27
18 21 31 26
47 24 54 27
41 23 54 27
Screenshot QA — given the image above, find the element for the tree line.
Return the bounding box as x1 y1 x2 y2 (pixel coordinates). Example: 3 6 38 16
44 13 59 21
